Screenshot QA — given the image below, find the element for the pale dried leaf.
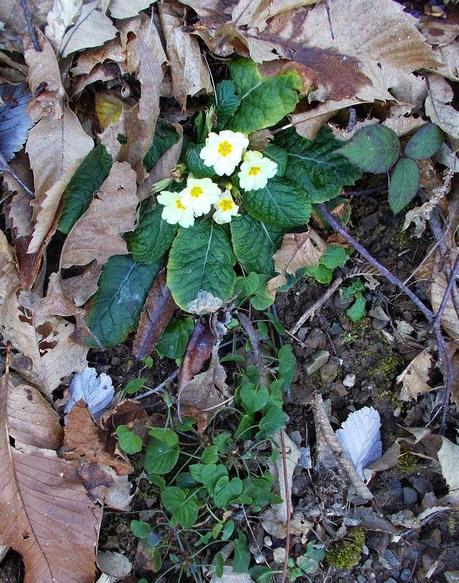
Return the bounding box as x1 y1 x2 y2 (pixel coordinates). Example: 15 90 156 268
62 262 102 306
397 348 434 400
7 190 33 238
438 436 459 495
0 0 53 38
60 161 138 269
431 263 459 340
72 40 127 77
24 30 65 120
271 431 300 524
19 272 85 319
0 374 101 583
268 229 326 295
211 567 254 583
109 0 157 19
425 75 459 139
26 107 93 254
97 551 132 578
159 2 212 108
60 1 118 58
232 0 317 31
45 0 84 50
431 41 459 82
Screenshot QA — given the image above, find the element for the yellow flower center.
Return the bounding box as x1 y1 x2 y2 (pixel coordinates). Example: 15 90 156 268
175 199 186 210
219 198 235 212
190 186 203 198
248 166 261 176
218 140 233 157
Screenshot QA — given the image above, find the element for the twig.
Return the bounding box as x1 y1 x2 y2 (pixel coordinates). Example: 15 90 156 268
290 275 343 335
280 430 292 583
434 256 459 432
313 393 374 500
317 204 434 322
20 0 41 51
134 369 178 401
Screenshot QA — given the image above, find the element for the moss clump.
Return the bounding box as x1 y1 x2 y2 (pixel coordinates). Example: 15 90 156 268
326 528 365 570
369 353 403 382
396 453 419 475
393 228 410 250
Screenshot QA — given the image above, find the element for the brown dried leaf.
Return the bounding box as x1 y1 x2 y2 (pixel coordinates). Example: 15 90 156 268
0 0 52 38
0 374 101 583
159 2 212 108
431 268 459 340
178 320 218 391
397 348 434 400
24 29 65 120
60 161 138 269
268 229 326 295
425 74 459 139
26 106 93 254
133 270 176 361
179 345 230 433
63 401 133 475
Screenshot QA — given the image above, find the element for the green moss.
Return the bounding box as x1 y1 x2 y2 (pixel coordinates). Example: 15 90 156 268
396 453 419 475
326 528 365 570
393 227 410 250
369 353 403 382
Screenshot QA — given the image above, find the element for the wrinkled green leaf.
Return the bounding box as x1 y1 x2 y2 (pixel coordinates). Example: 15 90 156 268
215 80 241 131
388 157 420 214
130 520 151 539
405 123 443 161
240 382 269 413
190 463 228 495
276 127 361 202
58 145 112 234
233 531 251 573
339 125 400 173
167 220 236 314
86 255 161 348
185 144 217 178
263 144 288 177
278 344 296 389
126 201 178 265
241 177 311 229
231 214 283 274
227 58 304 134
125 377 147 395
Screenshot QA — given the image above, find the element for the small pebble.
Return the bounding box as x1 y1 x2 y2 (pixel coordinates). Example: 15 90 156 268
330 322 344 336
289 430 302 447
320 362 340 384
343 373 356 387
305 350 329 377
298 446 312 470
402 486 418 507
272 547 286 564
264 536 272 547
400 568 412 582
304 328 326 350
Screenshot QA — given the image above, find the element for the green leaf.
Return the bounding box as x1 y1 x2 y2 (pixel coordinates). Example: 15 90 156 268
296 542 325 574
149 474 166 489
213 432 232 454
167 220 236 314
257 406 286 437
251 285 275 311
116 425 142 454
185 144 217 178
227 58 304 134
222 520 235 540
144 428 180 475
388 157 420 214
190 463 228 495
86 255 161 348
405 123 443 161
276 127 362 202
215 80 241 130
278 344 296 389
233 531 251 573
320 245 349 269
346 294 366 322
130 520 151 539
156 316 194 360
263 144 288 177
144 120 180 172
201 445 219 464
161 487 199 528
241 177 311 229
58 145 112 234
231 214 283 274
339 125 400 173
304 264 333 285
125 377 147 395
213 476 243 508
126 201 178 264
215 553 225 578
240 382 269 413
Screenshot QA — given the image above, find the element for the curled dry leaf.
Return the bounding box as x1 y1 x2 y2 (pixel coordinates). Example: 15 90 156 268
24 29 65 120
0 0 52 39
133 270 177 360
178 320 218 390
26 106 93 254
60 161 138 269
0 374 102 583
63 401 133 475
397 348 434 401
431 256 459 341
437 436 459 504
268 229 326 296
179 345 230 433
45 0 84 50
109 0 157 19
425 75 459 140
159 2 212 109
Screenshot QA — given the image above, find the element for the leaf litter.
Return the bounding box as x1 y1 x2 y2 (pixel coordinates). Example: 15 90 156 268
0 0 458 581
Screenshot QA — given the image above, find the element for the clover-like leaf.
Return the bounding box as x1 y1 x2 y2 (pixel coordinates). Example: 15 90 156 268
404 123 443 161
388 157 420 215
144 428 180 475
339 125 400 173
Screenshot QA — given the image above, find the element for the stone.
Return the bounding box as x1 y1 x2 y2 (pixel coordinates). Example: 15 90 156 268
289 431 302 446
298 446 312 469
402 487 418 507
305 350 330 376
272 547 286 564
400 569 412 582
330 322 344 336
304 328 326 350
320 362 340 384
343 373 356 387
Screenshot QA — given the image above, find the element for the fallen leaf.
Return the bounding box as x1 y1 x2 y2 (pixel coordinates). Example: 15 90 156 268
26 106 93 254
0 83 33 162
61 261 102 306
397 348 434 400
268 229 326 295
425 74 459 139
0 0 52 39
95 91 126 130
437 436 459 502
159 2 212 109
24 29 65 120
133 270 177 360
60 161 138 269
179 345 230 433
178 320 218 390
60 1 118 58
45 0 84 49
0 374 101 583
97 551 132 578
63 401 132 475
109 0 157 19
64 367 115 419
211 566 255 583
431 259 459 340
